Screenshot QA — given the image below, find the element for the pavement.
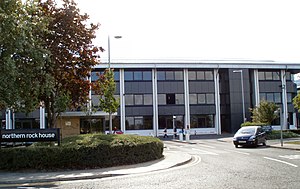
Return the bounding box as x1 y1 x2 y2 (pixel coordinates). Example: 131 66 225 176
0 134 300 186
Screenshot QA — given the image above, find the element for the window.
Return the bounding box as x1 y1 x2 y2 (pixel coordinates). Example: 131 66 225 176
174 71 183 80
144 94 152 105
206 94 215 104
143 71 152 80
287 93 292 103
189 94 197 104
265 72 273 80
198 94 206 104
274 93 281 103
266 93 273 102
273 72 280 80
166 94 175 104
125 94 134 105
158 94 166 105
286 72 291 80
126 116 153 130
205 71 213 80
134 95 143 105
190 115 214 128
175 94 184 104
258 72 265 80
260 93 266 101
134 71 143 80
157 71 165 80
188 71 196 80
197 71 205 80
166 71 174 80
125 71 133 81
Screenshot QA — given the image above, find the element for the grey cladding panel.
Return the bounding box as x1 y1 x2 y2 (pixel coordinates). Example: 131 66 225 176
157 82 184 93
125 82 152 94
190 105 215 114
125 106 153 116
158 106 185 115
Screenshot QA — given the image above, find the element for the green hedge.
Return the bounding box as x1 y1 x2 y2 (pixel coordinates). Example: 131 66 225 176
266 130 300 140
0 134 164 171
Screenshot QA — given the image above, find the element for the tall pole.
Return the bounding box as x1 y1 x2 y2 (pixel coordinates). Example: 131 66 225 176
107 35 122 134
240 70 245 123
233 70 246 123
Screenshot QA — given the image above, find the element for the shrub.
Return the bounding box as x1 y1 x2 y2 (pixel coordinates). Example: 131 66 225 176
0 134 164 171
266 130 300 140
241 122 268 127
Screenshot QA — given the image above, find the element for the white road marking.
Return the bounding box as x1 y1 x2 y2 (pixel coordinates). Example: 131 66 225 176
197 144 216 149
264 157 298 168
225 150 250 155
279 155 300 160
192 148 219 155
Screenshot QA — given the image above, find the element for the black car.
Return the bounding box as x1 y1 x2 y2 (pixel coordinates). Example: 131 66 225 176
233 126 266 148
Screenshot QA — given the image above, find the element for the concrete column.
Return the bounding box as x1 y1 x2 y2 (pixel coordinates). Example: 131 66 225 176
5 109 12 129
152 68 159 137
281 70 288 130
253 69 260 106
119 69 126 132
214 69 221 135
40 102 45 129
183 69 190 130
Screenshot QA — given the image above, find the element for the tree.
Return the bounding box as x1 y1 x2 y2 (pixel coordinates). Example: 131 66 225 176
250 100 279 125
0 0 50 113
96 69 120 134
39 0 101 128
293 93 300 110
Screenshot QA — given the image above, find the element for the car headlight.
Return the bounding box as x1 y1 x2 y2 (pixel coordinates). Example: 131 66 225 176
249 136 256 141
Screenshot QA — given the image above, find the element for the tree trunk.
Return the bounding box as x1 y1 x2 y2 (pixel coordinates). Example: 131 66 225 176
109 113 112 134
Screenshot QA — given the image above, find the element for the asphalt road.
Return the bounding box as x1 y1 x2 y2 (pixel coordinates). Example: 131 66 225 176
32 139 300 189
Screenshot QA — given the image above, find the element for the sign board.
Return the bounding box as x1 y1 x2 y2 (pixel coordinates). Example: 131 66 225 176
0 128 60 143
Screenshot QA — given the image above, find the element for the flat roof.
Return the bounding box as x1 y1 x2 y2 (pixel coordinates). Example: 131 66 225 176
95 59 300 71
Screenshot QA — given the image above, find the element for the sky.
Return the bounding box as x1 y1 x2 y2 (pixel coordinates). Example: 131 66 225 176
76 0 300 63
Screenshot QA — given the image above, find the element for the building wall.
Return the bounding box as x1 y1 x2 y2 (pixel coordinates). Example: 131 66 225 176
56 117 80 139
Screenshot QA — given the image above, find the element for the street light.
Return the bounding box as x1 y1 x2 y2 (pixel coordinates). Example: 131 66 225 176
108 35 122 69
233 70 246 123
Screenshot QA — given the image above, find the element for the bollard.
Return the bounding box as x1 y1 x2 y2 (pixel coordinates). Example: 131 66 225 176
179 133 183 141
186 133 190 142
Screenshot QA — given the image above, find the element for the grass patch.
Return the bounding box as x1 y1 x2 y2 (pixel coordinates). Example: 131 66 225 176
285 141 300 145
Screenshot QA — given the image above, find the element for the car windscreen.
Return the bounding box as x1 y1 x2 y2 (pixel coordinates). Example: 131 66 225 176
237 127 256 135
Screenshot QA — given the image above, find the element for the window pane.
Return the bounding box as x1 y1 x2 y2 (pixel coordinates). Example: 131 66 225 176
205 71 213 80
143 71 152 80
274 93 281 103
265 72 272 80
91 71 100 81
125 71 133 80
134 71 142 80
158 94 166 105
198 94 206 104
134 95 143 105
273 72 280 80
174 71 183 80
266 93 273 102
188 71 196 80
125 117 134 130
166 94 175 104
197 71 205 80
287 93 292 103
189 94 197 104
166 71 174 80
258 72 265 80
157 71 165 80
206 94 215 104
125 94 134 105
175 94 184 104
144 116 153 129
260 93 266 101
286 72 291 80
144 94 152 105
134 117 143 129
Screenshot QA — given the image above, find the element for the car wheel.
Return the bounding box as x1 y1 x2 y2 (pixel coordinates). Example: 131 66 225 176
254 140 258 147
235 144 238 148
262 141 266 146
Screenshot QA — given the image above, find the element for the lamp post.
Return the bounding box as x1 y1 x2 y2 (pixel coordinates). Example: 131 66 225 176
108 35 122 69
233 70 246 123
107 35 122 134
